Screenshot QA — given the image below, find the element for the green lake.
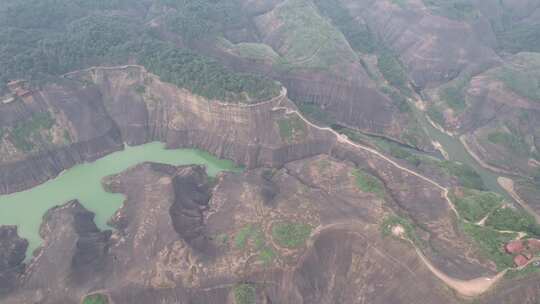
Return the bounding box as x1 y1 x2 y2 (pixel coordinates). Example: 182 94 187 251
0 142 240 257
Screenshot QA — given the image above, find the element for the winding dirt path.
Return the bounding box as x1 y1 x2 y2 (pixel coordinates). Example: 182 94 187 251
57 65 523 297
271 104 511 297
414 247 507 297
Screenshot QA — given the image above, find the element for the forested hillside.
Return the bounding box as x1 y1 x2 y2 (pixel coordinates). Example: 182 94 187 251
0 0 279 102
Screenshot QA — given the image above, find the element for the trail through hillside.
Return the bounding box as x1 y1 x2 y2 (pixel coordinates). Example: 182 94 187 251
272 102 519 297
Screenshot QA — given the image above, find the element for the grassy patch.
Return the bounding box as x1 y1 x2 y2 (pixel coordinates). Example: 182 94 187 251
495 23 540 53
388 145 422 167
258 246 276 265
233 43 280 61
377 51 408 91
497 67 540 102
460 221 516 270
277 115 307 142
275 0 357 69
234 283 256 304
352 169 385 197
439 161 485 190
235 224 256 249
449 188 503 223
438 74 471 112
487 131 529 155
63 130 72 144
219 39 281 62
272 221 312 249
297 102 333 125
427 105 446 127
440 86 466 111
505 262 540 279
234 224 278 264
333 126 423 167
485 207 540 236
83 294 108 304
10 112 55 152
313 0 379 54
381 86 411 113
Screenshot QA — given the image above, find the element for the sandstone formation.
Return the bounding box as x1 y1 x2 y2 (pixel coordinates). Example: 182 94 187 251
0 226 27 295
0 160 465 303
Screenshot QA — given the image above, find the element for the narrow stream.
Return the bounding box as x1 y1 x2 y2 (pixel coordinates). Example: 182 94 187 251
411 103 513 202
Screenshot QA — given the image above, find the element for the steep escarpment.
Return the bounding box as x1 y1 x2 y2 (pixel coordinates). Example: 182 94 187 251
337 0 501 88
0 65 335 195
0 82 123 194
4 200 110 303
0 226 27 296
75 66 336 169
1 157 481 303
425 52 540 178
207 0 430 149
3 133 539 304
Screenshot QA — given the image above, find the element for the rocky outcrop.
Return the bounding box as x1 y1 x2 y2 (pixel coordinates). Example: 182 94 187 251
2 157 476 303
426 52 540 177
339 0 501 88
0 83 124 194
4 200 110 303
206 3 420 147
81 66 335 169
0 66 335 195
0 226 27 296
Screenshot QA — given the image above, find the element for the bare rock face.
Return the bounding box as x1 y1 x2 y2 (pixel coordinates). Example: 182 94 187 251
0 66 336 195
170 166 212 250
426 52 540 178
3 200 110 303
0 82 124 194
1 156 471 303
206 0 419 147
337 0 501 88
0 226 27 296
289 228 458 304
80 66 335 169
5 147 540 303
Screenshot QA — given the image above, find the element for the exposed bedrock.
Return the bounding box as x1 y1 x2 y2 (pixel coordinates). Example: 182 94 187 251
0 66 335 195
84 66 336 169
338 0 502 88
207 43 407 143
331 143 495 279
0 226 27 296
284 228 459 304
3 200 110 304
0 155 523 303
0 82 124 195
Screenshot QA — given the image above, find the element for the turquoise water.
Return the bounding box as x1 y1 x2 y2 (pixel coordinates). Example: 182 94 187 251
0 142 241 256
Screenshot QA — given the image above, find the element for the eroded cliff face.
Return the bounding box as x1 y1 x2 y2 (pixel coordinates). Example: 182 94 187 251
205 1 428 149
0 226 27 295
1 159 469 304
2 200 110 303
339 0 502 88
0 82 124 194
0 66 335 195
77 66 335 168
425 52 540 178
